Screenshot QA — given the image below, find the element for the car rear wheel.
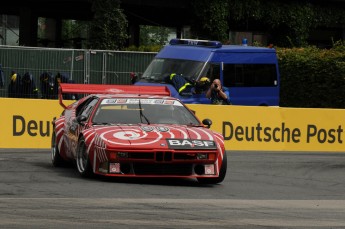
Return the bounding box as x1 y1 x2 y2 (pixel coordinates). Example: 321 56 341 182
76 136 93 177
51 132 64 167
197 152 227 184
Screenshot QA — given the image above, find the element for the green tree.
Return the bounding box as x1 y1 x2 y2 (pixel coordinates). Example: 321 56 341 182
88 0 128 50
191 0 229 41
140 25 170 46
61 20 89 48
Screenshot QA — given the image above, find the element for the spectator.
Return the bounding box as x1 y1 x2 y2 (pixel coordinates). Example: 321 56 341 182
40 72 54 99
21 72 39 98
53 72 79 100
8 71 22 98
206 79 231 105
194 76 211 94
0 64 4 88
164 73 194 96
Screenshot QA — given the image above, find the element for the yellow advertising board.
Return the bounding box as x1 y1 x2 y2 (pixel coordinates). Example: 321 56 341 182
188 104 345 152
0 98 63 148
0 98 344 151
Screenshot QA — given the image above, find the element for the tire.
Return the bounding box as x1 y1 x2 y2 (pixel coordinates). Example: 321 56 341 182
51 132 64 167
197 151 227 184
76 136 93 177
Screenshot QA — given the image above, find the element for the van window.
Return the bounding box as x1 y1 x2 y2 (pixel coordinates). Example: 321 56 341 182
223 64 278 87
141 58 204 83
201 63 221 82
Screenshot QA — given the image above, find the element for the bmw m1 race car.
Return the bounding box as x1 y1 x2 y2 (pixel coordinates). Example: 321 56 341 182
51 83 227 184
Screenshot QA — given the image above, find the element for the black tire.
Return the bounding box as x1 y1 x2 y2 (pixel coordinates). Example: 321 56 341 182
197 151 227 184
51 132 64 167
76 136 93 177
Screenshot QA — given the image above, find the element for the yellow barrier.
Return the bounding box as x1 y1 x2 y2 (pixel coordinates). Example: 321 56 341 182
189 105 345 152
0 98 64 148
0 98 344 151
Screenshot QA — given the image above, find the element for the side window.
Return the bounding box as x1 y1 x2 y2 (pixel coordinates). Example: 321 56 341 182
223 64 278 87
76 97 99 117
80 99 99 118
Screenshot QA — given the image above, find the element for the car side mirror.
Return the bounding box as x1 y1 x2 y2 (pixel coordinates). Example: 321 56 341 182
202 118 212 128
76 115 87 126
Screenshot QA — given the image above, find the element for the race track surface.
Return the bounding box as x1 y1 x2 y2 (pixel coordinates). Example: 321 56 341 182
0 150 345 228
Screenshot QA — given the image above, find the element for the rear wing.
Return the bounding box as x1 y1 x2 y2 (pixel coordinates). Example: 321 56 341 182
58 83 171 109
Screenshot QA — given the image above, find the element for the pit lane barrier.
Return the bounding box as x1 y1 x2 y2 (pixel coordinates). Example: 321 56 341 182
0 98 344 152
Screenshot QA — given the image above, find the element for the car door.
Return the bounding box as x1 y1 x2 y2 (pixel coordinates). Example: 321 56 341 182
67 97 99 158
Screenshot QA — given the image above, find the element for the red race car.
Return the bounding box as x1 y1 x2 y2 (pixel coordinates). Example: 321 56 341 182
51 83 227 184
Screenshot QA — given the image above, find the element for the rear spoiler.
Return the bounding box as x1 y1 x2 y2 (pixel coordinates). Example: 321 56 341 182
58 83 171 109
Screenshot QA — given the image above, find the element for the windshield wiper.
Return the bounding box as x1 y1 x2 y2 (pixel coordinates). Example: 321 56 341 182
93 122 110 125
138 99 150 125
187 123 204 127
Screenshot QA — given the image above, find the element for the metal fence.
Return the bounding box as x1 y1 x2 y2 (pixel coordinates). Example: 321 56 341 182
0 45 156 98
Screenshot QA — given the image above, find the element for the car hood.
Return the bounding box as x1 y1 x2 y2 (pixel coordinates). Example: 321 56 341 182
92 124 218 150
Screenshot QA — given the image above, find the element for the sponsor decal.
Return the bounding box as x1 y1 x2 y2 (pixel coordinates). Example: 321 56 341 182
141 126 154 132
103 99 117 104
163 100 175 105
154 100 164 104
166 138 217 149
13 115 50 137
222 121 344 144
116 99 127 104
101 99 183 106
156 126 169 132
140 126 170 132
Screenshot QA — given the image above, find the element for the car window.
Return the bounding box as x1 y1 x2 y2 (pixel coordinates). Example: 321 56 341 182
78 97 99 118
92 98 200 125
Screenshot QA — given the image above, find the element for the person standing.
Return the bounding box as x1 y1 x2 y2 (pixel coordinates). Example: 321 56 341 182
40 72 54 99
8 71 22 98
0 64 4 88
206 79 231 105
21 72 39 98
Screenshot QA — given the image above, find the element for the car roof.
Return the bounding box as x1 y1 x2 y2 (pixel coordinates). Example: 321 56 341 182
93 94 176 100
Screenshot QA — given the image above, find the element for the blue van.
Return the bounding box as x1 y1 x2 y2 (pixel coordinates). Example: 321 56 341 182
134 39 280 106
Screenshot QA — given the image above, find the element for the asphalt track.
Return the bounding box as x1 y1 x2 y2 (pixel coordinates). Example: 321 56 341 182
0 149 345 228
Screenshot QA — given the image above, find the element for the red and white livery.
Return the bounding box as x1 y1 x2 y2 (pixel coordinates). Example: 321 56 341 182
51 83 227 184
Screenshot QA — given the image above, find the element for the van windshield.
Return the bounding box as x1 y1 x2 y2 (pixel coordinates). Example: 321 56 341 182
140 58 205 83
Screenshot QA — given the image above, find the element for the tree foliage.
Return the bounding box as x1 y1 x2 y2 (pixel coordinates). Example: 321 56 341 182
277 41 345 108
190 0 229 41
140 26 170 46
88 0 128 50
191 0 345 47
65 0 345 49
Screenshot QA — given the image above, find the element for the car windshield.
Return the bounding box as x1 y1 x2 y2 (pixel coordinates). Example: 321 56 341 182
92 98 201 125
140 58 205 83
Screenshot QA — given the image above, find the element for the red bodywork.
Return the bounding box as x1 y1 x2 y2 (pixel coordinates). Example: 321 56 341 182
52 84 226 182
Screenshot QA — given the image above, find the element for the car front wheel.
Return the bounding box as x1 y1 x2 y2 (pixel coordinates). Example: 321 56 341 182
76 136 93 177
51 132 64 167
197 152 227 184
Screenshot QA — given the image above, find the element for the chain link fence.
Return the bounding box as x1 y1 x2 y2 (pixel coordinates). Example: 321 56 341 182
0 45 156 99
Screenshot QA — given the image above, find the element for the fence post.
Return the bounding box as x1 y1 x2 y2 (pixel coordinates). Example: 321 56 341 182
102 52 107 84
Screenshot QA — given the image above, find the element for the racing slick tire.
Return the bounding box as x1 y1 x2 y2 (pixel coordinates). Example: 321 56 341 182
197 152 227 184
76 136 93 177
51 132 64 167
